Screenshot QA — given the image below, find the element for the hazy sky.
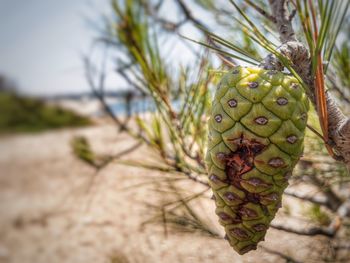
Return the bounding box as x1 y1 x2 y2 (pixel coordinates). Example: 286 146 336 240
0 0 111 96
0 1 208 96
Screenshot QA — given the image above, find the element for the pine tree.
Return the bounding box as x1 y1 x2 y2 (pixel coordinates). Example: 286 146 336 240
78 0 350 260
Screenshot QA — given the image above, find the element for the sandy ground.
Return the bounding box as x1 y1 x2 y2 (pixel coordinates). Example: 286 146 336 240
0 123 330 263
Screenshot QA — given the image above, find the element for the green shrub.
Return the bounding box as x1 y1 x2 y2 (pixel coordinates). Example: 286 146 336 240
0 92 92 134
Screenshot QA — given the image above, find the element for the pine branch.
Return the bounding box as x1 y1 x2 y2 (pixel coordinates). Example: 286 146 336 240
268 0 296 42
264 0 350 171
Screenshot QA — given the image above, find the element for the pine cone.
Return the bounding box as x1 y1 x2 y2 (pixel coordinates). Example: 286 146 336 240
205 66 309 254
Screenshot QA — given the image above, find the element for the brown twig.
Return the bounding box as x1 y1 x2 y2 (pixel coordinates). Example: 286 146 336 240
245 0 277 23
96 141 143 171
84 52 154 147
84 56 127 131
175 0 236 67
270 222 336 237
307 124 328 143
140 0 186 31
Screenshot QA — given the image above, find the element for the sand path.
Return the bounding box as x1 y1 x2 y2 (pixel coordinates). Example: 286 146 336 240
0 124 325 263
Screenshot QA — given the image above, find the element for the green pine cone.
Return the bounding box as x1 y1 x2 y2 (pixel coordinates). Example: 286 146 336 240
205 66 309 255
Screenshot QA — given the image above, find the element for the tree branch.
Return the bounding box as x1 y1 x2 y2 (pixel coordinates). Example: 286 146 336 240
268 0 296 43
84 56 127 131
264 0 350 170
175 0 236 67
245 0 277 23
270 223 336 237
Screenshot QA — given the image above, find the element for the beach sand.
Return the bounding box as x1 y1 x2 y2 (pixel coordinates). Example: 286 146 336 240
0 122 328 263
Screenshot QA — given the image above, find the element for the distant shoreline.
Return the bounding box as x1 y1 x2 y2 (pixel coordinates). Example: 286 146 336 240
54 96 157 118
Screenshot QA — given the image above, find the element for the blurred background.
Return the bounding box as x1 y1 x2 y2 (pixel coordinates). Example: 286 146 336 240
0 0 349 262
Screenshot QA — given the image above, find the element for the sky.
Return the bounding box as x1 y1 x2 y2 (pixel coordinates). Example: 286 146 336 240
2 1 347 97
0 0 211 97
0 0 112 96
